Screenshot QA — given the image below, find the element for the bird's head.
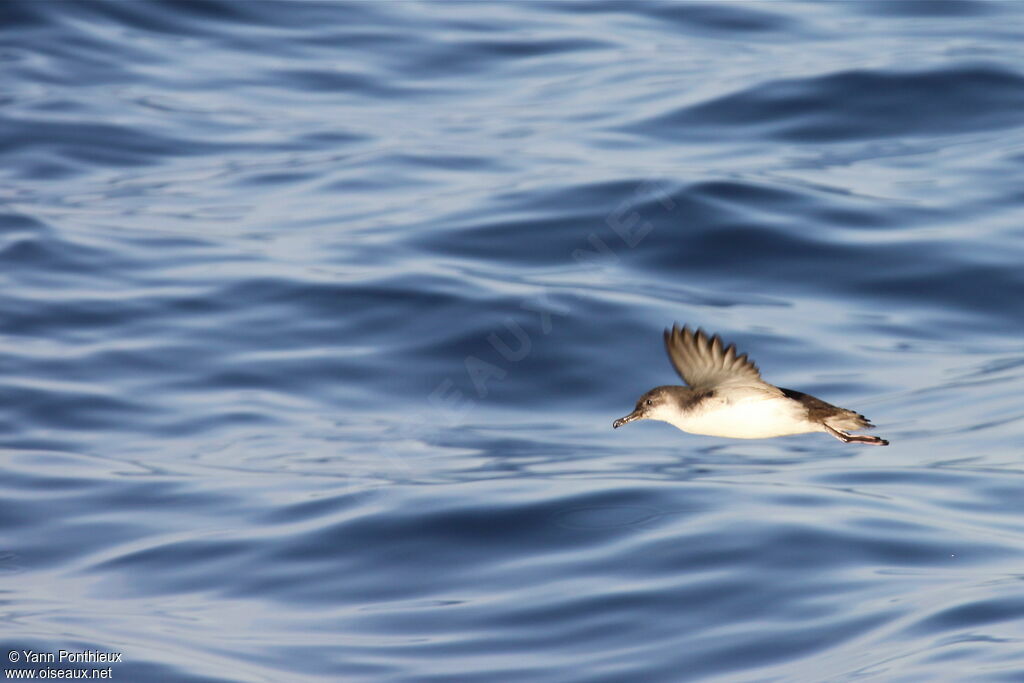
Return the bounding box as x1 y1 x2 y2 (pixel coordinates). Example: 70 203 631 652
612 386 685 428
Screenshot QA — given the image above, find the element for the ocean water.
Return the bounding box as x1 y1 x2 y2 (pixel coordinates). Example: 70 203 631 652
2 1 1024 680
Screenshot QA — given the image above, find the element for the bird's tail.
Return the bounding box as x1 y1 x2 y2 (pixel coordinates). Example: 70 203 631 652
831 409 874 431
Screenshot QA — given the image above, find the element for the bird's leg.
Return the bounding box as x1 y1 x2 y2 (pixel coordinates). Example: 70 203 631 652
824 423 889 446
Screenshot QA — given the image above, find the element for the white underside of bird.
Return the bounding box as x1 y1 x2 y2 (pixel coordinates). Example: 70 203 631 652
651 390 846 439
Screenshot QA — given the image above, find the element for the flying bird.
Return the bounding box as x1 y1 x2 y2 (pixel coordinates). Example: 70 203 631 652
613 325 889 446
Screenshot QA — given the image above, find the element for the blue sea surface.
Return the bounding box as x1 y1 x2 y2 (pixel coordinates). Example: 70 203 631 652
2 1 1024 680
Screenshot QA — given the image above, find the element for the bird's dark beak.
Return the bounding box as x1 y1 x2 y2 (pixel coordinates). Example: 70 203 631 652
613 409 642 429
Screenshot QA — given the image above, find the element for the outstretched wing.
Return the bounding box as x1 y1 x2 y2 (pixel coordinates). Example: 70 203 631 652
663 324 778 394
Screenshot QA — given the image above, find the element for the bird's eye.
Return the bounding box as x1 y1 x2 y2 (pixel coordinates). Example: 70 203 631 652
645 399 653 406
